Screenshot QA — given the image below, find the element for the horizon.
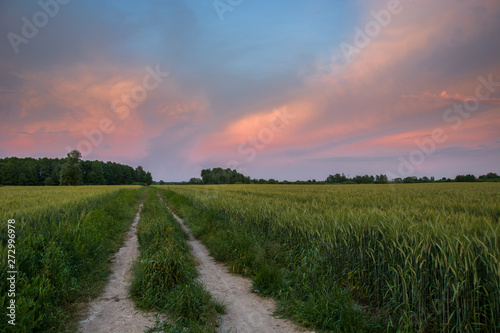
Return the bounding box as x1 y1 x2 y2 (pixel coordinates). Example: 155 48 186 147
1 1 499 182
1 154 497 183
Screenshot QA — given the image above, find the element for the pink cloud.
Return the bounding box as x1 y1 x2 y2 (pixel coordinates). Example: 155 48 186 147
188 105 306 163
1 64 209 161
2 0 498 181
188 0 500 169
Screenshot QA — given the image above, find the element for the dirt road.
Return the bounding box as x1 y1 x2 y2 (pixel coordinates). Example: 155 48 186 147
78 197 310 332
168 206 310 333
78 204 157 333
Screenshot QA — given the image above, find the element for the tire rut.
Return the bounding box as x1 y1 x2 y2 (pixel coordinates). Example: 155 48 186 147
162 198 312 333
78 203 158 333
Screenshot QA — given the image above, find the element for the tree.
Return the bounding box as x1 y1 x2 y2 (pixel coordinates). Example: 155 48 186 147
123 166 133 184
67 149 82 163
18 173 28 185
39 157 56 185
189 177 203 184
105 162 119 185
48 162 61 185
200 167 249 185
326 173 348 183
19 158 37 185
455 174 476 182
403 176 417 183
479 172 500 181
145 172 153 186
375 174 388 184
135 166 146 184
0 154 152 186
353 175 374 184
80 160 93 184
201 169 213 184
59 150 82 185
420 176 430 183
88 161 106 185
1 158 19 185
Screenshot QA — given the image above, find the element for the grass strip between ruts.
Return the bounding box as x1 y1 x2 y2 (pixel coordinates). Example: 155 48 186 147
130 188 224 332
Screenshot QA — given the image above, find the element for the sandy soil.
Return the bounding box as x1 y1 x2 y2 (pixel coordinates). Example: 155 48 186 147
78 204 158 333
167 206 312 333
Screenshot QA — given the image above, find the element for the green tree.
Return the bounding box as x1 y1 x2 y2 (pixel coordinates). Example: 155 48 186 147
18 173 28 185
49 162 62 185
403 176 418 183
80 160 93 184
455 174 477 182
375 174 388 184
123 166 133 184
189 177 202 184
135 166 146 184
201 169 213 184
326 173 347 183
1 158 18 185
145 172 153 186
39 157 55 185
479 172 499 181
0 155 150 186
200 167 248 184
59 150 83 185
88 161 106 185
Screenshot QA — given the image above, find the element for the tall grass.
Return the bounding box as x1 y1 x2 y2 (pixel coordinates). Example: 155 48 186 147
0 186 143 332
0 185 140 219
157 183 500 332
131 189 224 332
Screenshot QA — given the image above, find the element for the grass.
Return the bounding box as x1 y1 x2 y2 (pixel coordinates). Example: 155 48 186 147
2 183 498 331
0 185 140 219
156 183 500 332
0 186 143 332
131 188 224 332
158 187 368 332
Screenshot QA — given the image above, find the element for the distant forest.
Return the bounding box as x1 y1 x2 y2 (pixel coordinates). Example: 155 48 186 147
184 168 500 185
0 150 152 186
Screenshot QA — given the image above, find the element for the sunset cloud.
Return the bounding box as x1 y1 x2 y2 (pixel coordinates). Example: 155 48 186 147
1 0 499 180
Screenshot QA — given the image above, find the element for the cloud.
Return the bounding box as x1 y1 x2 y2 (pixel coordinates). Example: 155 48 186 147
1 0 499 180
184 0 500 179
0 62 208 162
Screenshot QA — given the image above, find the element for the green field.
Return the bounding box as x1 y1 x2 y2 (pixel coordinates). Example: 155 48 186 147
1 183 499 332
0 185 140 218
159 183 500 332
0 185 143 331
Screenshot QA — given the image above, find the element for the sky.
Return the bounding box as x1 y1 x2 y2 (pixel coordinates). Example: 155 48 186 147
0 0 499 182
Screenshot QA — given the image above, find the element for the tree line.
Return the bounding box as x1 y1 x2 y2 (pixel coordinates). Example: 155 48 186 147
185 168 500 185
390 173 500 183
0 150 153 186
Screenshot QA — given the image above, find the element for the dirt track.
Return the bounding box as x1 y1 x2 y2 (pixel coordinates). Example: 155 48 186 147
78 204 157 333
78 197 310 332
168 207 310 333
